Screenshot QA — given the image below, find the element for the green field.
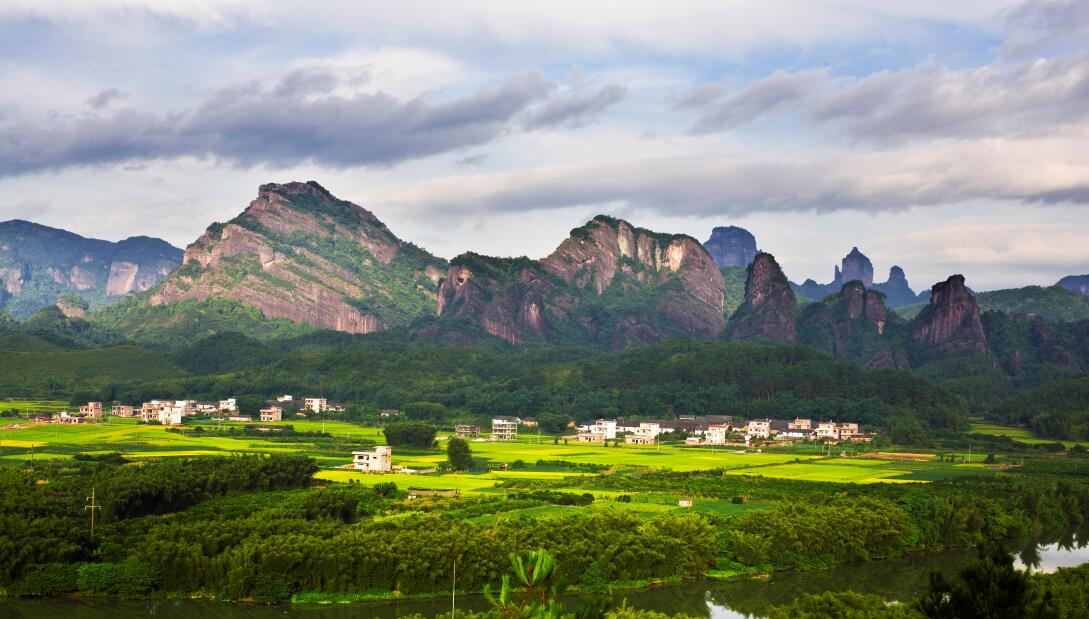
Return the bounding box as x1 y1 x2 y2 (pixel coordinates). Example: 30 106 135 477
970 423 1089 448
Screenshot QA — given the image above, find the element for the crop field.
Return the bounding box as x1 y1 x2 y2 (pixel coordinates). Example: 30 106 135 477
0 399 69 414
724 457 990 484
970 423 1089 448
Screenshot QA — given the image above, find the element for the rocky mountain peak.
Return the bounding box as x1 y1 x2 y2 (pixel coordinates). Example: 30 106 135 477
839 247 874 288
703 225 757 268
911 274 991 359
728 252 796 343
872 265 919 309
1057 274 1089 296
151 181 445 335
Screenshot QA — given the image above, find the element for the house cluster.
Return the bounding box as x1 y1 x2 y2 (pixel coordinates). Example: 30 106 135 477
41 395 344 426
574 416 872 445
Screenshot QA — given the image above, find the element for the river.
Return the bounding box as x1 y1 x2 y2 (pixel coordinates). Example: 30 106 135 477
2 537 1086 619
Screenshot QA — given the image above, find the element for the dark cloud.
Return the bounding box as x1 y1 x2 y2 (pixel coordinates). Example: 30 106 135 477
523 83 627 129
0 69 570 176
1001 0 1089 59
86 88 127 109
680 52 1089 142
453 153 488 167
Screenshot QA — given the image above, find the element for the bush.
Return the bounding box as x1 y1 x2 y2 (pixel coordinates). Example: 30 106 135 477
383 422 437 448
252 572 294 603
77 560 159 597
13 563 79 596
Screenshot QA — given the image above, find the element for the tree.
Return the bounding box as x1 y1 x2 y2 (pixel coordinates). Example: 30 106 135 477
447 437 473 471
917 544 1039 619
485 549 566 619
537 413 569 435
383 422 437 448
403 401 446 422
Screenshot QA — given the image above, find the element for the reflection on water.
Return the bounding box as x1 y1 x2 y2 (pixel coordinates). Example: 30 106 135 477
1 533 1086 619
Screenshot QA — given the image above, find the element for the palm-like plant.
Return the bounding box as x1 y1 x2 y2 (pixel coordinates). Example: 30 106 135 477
484 549 566 619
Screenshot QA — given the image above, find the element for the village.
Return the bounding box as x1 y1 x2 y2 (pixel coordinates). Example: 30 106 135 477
24 395 341 426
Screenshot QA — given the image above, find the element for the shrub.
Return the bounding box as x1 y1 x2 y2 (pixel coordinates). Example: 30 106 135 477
77 560 159 597
13 563 79 596
383 422 437 448
252 572 294 603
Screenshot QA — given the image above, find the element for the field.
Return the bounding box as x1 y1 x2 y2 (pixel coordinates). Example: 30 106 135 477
0 403 999 504
970 423 1089 448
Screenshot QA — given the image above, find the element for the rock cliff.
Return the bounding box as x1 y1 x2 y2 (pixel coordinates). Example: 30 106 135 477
703 226 757 268
437 216 725 348
727 252 796 343
839 247 874 288
0 220 181 319
911 275 991 359
149 181 446 334
872 266 919 309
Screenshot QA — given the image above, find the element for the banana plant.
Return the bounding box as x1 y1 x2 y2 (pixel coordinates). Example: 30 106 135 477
484 549 566 619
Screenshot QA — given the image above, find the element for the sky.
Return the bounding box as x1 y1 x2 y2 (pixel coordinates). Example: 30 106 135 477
1 1 1088 292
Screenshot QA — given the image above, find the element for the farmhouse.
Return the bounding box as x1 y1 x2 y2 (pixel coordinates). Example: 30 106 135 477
158 409 183 425
353 446 392 472
454 424 480 438
625 434 655 445
259 405 283 422
745 419 772 438
111 404 134 417
218 398 238 412
704 424 729 445
303 397 327 413
79 402 103 418
576 432 606 444
57 412 81 424
815 421 839 440
491 417 518 441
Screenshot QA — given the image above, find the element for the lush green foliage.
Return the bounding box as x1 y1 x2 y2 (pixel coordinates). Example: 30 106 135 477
448 437 473 470
993 375 1089 440
384 421 437 448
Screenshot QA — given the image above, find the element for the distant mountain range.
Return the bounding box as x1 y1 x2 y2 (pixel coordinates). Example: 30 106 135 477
2 181 1086 378
0 220 181 320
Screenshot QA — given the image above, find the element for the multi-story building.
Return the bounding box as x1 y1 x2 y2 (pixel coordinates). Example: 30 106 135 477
491 417 519 441
111 404 135 417
353 446 392 472
259 406 283 422
218 398 238 412
815 421 839 440
745 419 772 438
303 397 328 413
454 424 480 438
79 402 103 418
705 424 729 445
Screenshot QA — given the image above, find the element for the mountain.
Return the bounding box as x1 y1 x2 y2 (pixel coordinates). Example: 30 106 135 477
703 226 757 268
911 275 991 361
871 266 919 308
436 216 725 348
792 248 919 309
0 220 182 319
797 280 910 369
726 252 796 343
142 181 446 335
1057 274 1089 296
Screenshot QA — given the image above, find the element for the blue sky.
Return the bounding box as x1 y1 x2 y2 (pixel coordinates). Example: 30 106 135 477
1 1 1088 291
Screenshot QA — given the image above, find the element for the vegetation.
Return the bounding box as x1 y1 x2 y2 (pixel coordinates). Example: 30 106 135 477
448 436 473 470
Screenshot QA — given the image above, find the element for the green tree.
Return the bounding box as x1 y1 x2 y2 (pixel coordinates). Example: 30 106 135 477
383 422 437 448
485 549 566 619
447 437 473 471
917 544 1039 619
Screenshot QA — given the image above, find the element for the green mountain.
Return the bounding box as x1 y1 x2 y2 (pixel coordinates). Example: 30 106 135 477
94 181 447 346
0 220 182 319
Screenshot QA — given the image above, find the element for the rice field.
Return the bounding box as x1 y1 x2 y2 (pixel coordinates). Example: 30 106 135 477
970 423 1089 448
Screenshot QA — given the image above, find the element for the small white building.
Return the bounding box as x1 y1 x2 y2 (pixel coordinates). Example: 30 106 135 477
303 397 328 413
158 409 184 426
276 395 294 403
491 417 519 441
590 419 617 439
576 432 606 444
218 398 238 412
705 424 729 445
745 419 772 438
353 446 392 472
816 421 839 440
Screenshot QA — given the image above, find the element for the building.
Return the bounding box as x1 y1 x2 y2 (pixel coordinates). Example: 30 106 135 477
276 395 294 403
491 417 518 441
838 422 860 438
303 397 328 413
79 402 103 418
57 412 81 424
745 419 772 438
625 434 655 445
353 446 392 472
218 398 238 412
704 424 729 445
520 418 538 428
790 418 812 430
111 404 135 417
228 415 252 422
576 432 606 444
454 424 480 438
590 419 617 439
158 409 183 426
815 421 839 440
260 405 283 422
778 427 817 440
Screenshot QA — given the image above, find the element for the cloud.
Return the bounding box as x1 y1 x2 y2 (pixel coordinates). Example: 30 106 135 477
453 153 488 167
86 88 127 109
523 83 627 129
1000 0 1089 59
681 52 1089 142
0 69 564 176
367 134 1089 220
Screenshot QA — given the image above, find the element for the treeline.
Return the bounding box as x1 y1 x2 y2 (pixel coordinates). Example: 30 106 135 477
66 340 968 440
0 455 316 584
992 374 1089 440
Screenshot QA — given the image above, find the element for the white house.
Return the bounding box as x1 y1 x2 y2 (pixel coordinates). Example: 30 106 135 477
353 446 392 472
218 398 238 412
491 417 519 441
303 397 328 413
816 422 839 440
260 406 283 422
158 408 184 426
705 424 729 445
590 419 617 439
745 419 772 438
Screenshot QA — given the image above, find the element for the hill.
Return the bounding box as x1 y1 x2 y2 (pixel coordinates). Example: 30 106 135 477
0 219 181 319
0 344 186 397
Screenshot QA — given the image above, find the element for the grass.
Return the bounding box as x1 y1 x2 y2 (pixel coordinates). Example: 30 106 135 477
724 457 993 484
970 423 1089 448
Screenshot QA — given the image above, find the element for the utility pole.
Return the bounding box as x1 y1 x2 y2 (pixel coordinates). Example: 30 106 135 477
451 554 462 619
85 487 102 543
